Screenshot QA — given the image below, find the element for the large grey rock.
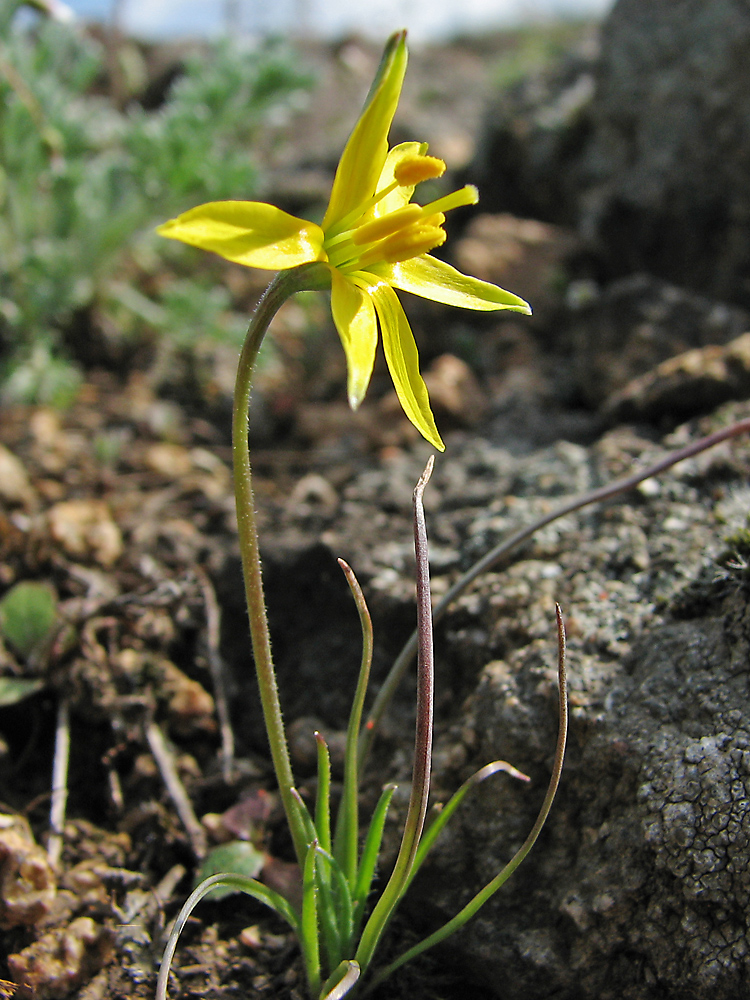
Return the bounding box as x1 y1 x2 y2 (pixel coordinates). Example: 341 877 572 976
233 394 750 998
563 274 749 408
418 577 750 1000
468 41 597 226
471 0 750 308
577 0 750 306
399 407 750 1000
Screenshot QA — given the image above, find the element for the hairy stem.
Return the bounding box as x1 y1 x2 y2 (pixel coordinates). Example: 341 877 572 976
233 262 330 865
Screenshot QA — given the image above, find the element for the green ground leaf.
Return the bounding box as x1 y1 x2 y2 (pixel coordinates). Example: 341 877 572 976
0 581 58 659
0 676 45 706
196 840 266 900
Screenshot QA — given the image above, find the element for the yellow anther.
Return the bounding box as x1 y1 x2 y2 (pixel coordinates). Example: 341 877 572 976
358 224 446 267
394 154 446 187
419 212 446 230
352 205 424 245
382 226 446 262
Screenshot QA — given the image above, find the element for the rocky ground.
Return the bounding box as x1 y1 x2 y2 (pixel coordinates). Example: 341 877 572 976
2 5 750 1000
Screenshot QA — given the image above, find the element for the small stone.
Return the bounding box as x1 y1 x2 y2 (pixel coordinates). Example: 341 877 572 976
8 916 114 999
423 354 489 427
0 446 34 506
239 925 262 949
160 659 216 734
47 500 123 567
143 443 193 478
0 815 56 929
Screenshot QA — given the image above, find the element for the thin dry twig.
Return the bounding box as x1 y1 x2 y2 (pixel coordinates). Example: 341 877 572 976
194 565 235 781
146 720 206 859
151 863 187 910
47 696 70 867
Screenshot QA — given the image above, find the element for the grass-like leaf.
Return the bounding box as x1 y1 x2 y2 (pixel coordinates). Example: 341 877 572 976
320 960 360 1000
156 873 299 1000
315 732 332 854
355 457 436 974
301 840 322 996
352 782 396 930
315 845 354 961
292 786 319 845
404 759 530 895
365 605 568 993
316 860 344 973
333 558 374 884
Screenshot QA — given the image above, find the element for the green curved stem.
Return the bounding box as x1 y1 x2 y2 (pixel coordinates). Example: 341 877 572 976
233 262 330 866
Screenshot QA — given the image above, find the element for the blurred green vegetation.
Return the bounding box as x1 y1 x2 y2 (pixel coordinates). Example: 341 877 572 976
489 20 595 92
0 0 312 404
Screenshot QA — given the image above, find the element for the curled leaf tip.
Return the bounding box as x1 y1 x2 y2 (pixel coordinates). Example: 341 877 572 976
415 455 435 497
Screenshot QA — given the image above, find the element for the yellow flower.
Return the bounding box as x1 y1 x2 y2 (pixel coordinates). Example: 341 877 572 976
157 31 530 451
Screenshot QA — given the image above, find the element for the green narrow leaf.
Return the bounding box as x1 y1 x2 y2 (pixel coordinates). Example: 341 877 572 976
333 558 373 886
0 676 45 706
405 760 529 893
300 841 321 996
320 960 360 1000
355 458 436 975
316 846 354 958
292 786 318 845
315 732 332 854
367 608 569 992
156 873 299 1000
352 783 396 931
313 845 344 973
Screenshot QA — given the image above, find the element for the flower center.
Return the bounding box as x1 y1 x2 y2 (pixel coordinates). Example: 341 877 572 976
324 153 478 273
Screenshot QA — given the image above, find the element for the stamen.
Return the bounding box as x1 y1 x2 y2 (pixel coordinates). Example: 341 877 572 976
418 185 479 217
394 155 446 187
370 179 401 209
324 180 401 239
358 224 446 267
324 231 355 251
352 205 423 245
328 243 366 269
418 212 446 229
